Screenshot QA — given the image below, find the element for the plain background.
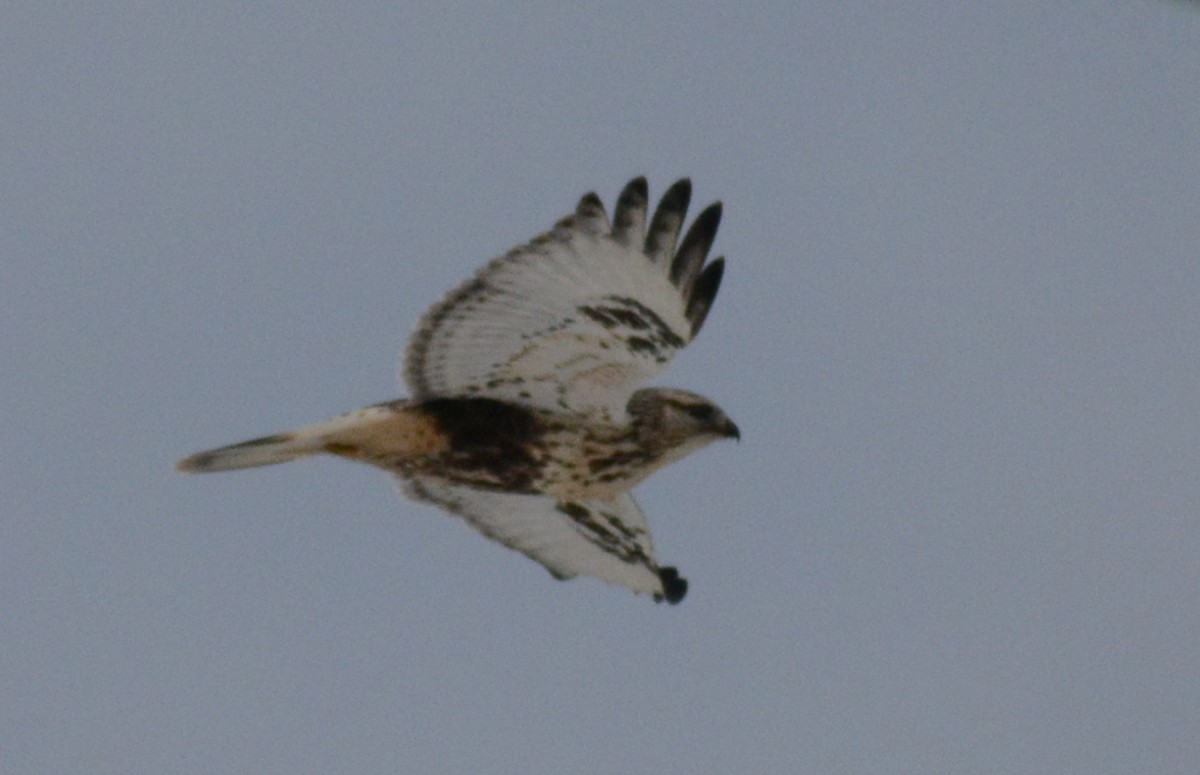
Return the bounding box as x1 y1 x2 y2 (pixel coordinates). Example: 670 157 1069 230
4 3 1198 773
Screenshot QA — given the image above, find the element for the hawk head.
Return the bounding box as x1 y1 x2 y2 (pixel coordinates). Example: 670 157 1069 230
627 388 740 462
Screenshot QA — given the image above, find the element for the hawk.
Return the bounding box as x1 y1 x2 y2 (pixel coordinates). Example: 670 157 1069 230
177 177 737 604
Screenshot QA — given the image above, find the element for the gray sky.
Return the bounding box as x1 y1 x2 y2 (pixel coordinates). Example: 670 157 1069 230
4 3 1199 773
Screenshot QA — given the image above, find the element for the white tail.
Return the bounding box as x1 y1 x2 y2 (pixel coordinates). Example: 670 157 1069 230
176 404 402 473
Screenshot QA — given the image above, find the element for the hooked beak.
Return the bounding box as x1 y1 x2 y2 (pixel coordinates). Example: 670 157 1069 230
721 418 741 442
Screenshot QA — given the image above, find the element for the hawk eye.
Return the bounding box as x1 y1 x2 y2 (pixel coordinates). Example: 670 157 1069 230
685 404 717 422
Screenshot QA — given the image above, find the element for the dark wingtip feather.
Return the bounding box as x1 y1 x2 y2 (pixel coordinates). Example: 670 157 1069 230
685 257 724 337
620 176 648 205
669 201 722 290
644 178 692 261
611 177 649 245
573 191 609 233
654 566 688 604
660 178 692 207
576 191 604 215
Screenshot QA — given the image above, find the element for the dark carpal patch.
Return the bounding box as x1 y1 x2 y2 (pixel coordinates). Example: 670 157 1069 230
418 398 545 492
556 502 590 520
556 500 687 603
614 297 685 347
556 501 653 568
577 295 686 363
625 336 660 357
580 303 651 331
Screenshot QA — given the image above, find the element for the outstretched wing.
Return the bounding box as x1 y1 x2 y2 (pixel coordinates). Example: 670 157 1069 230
403 477 687 603
404 178 724 415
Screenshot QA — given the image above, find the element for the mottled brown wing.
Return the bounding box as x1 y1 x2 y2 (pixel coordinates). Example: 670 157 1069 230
404 178 724 416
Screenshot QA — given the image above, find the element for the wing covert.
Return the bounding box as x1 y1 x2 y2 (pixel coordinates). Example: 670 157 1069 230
403 177 725 415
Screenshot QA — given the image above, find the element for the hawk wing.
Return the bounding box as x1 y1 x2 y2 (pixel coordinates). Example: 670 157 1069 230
403 477 687 603
404 178 724 415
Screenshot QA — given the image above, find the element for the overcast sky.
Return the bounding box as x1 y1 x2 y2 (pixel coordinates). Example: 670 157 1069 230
4 3 1199 773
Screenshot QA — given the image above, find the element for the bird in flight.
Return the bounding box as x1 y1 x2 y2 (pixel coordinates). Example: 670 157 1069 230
177 177 737 604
